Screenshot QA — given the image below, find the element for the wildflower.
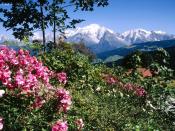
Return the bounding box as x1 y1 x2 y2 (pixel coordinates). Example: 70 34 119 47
52 120 68 131
55 88 72 112
0 90 5 98
75 118 84 130
108 77 116 84
137 68 152 77
135 87 146 97
102 74 118 85
123 83 133 91
57 72 67 84
14 74 25 86
32 96 46 109
0 117 3 130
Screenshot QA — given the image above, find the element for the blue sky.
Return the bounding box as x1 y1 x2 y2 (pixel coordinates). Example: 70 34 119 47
0 0 175 37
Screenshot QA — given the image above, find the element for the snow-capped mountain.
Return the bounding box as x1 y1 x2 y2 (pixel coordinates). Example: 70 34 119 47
66 25 175 53
65 24 115 46
121 29 175 44
66 24 128 53
1 24 175 54
91 31 129 53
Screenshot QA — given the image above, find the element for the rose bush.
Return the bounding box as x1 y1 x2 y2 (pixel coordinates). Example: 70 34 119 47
0 46 80 130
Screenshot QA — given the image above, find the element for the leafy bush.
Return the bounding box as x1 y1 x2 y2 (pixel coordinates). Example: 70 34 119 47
40 43 175 130
1 43 175 130
122 48 171 69
0 46 81 130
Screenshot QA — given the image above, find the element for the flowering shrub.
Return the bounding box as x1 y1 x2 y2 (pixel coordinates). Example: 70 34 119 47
102 74 119 85
38 46 175 130
0 46 52 91
57 72 67 84
52 120 68 131
0 46 81 130
123 83 147 97
103 73 147 97
55 88 72 112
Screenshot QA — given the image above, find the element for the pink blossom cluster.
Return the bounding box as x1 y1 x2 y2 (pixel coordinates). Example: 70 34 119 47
75 118 84 130
0 117 3 130
32 96 46 109
102 74 119 85
55 88 72 112
102 73 146 97
52 120 68 131
57 72 67 84
123 83 147 97
0 47 72 128
0 46 52 92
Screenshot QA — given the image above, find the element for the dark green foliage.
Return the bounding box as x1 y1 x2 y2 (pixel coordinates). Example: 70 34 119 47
122 48 171 69
165 46 175 70
122 50 143 68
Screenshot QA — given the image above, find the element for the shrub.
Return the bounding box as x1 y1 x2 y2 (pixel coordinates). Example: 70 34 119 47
0 46 80 130
40 46 175 130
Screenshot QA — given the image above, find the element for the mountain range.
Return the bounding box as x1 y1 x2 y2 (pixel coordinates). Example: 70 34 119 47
65 24 175 53
1 24 175 55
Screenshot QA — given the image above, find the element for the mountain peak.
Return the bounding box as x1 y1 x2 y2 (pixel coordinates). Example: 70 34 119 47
85 23 102 29
153 30 166 34
121 28 174 43
122 28 151 36
65 24 115 45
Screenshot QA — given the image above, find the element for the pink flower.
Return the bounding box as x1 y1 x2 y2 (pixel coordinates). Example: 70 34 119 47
25 73 38 87
135 88 146 97
123 83 133 91
0 47 73 114
14 74 25 86
11 57 19 65
55 88 72 112
52 120 68 131
0 117 3 130
1 78 12 86
2 70 11 78
32 96 46 109
75 118 84 130
103 74 118 85
57 72 67 84
0 90 5 98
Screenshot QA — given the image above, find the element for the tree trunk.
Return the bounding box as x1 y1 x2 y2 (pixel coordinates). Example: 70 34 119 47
40 4 46 52
53 13 56 46
53 0 56 47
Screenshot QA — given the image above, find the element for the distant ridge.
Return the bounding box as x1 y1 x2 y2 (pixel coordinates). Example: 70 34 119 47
97 39 175 60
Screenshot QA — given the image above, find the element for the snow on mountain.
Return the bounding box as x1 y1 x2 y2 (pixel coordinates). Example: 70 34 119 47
1 24 175 54
121 29 175 44
66 25 175 53
65 24 115 46
91 31 129 53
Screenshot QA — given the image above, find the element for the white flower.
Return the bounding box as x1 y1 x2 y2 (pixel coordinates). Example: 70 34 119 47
0 90 5 98
0 117 3 130
96 87 101 91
